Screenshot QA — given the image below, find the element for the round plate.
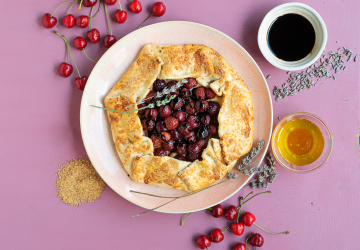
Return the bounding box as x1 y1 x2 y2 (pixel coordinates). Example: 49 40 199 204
80 21 273 213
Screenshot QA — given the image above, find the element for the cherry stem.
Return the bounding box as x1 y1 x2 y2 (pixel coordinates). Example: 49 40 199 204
68 1 76 14
83 49 98 63
181 213 192 226
238 191 271 209
244 191 254 200
118 0 123 11
253 223 290 235
138 13 154 29
207 207 213 211
53 31 81 78
245 233 254 250
78 0 84 11
236 197 243 223
104 2 112 36
89 6 94 30
51 0 78 16
91 1 101 19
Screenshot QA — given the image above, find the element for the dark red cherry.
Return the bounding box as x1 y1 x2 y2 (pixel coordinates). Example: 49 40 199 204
167 81 179 95
169 97 184 110
174 155 187 161
199 113 211 126
231 222 245 236
224 205 238 221
145 108 158 120
150 134 162 147
58 62 73 78
104 0 117 5
154 148 168 156
74 76 88 90
104 35 117 48
155 121 168 133
193 86 206 100
129 0 142 13
151 2 166 17
178 122 190 135
195 100 208 113
209 124 218 136
210 204 224 218
74 37 87 50
248 233 264 247
164 116 179 130
208 101 221 116
141 119 155 130
153 79 167 91
75 15 89 28
184 101 196 115
197 139 208 149
233 243 247 250
196 235 211 249
83 0 97 7
62 14 75 28
158 105 171 118
114 10 127 23
173 110 186 122
196 126 209 139
187 153 200 162
42 13 57 28
160 132 171 142
87 29 100 43
186 78 197 89
179 87 191 99
188 143 201 154
145 91 156 104
186 115 200 129
163 139 175 151
184 131 197 143
206 88 217 99
137 103 146 115
175 143 187 155
209 229 224 243
170 129 182 141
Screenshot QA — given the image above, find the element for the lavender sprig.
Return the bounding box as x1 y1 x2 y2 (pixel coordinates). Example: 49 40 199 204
249 153 277 189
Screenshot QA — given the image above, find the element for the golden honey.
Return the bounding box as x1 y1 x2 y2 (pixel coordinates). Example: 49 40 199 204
275 118 324 166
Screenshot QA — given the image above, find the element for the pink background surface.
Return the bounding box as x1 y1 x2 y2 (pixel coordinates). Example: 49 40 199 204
1 0 359 249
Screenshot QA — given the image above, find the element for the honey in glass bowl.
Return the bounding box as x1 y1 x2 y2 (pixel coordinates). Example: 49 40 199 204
275 118 324 166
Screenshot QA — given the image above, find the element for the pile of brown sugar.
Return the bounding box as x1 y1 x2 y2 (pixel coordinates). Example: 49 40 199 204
56 157 106 206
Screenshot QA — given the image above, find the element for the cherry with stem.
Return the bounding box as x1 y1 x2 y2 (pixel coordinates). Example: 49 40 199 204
103 1 117 48
42 0 79 28
87 4 101 43
138 2 166 29
114 0 127 23
54 31 88 90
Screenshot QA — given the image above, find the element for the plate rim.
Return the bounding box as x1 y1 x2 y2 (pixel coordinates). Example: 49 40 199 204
80 21 273 214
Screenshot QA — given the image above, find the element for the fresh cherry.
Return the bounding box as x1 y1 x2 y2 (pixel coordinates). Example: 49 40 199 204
74 76 88 90
241 212 256 227
224 205 238 221
233 243 246 250
83 0 98 7
75 15 89 28
74 37 87 50
231 222 245 236
151 2 166 17
129 0 142 13
196 235 211 249
114 10 127 23
58 62 73 78
158 105 171 118
248 233 264 247
210 204 224 218
104 0 117 5
104 35 117 48
209 228 224 243
62 14 75 28
87 29 100 43
42 13 57 28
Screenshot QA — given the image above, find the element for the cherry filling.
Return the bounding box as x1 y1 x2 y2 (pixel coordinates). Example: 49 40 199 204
138 78 220 162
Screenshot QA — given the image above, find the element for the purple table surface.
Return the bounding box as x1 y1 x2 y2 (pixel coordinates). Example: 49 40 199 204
1 0 359 249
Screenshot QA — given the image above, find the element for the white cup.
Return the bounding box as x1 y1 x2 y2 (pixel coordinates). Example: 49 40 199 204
258 2 327 71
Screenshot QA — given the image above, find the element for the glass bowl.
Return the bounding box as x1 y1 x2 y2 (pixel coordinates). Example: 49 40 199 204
271 112 332 173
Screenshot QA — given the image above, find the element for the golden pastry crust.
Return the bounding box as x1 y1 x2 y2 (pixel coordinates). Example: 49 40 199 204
104 44 253 191
133 155 191 191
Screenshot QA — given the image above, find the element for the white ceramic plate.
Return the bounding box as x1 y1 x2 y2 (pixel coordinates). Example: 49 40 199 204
80 21 273 213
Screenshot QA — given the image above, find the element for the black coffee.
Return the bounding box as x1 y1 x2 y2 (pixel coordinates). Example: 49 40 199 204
267 14 316 61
